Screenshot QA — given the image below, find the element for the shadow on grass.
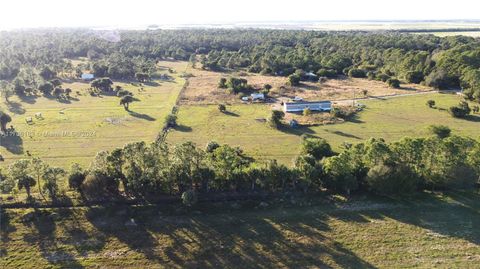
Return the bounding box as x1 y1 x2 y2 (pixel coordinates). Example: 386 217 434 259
0 132 24 154
173 124 193 132
277 124 316 136
128 111 156 121
5 101 26 115
21 208 85 268
221 111 240 117
325 129 362 139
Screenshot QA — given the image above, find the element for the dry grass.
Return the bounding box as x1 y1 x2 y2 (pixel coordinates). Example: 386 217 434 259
272 76 434 101
2 191 480 268
179 65 434 105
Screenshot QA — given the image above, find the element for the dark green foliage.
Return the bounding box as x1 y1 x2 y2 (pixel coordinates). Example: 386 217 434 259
218 104 226 112
268 110 285 129
348 68 366 78
429 125 451 138
316 68 337 78
426 99 436 108
119 95 134 110
38 82 54 95
449 101 471 118
387 78 401 88
0 111 12 132
91 78 113 92
301 137 333 160
218 78 227 88
205 141 220 153
226 77 251 94
287 74 301 86
135 72 150 82
376 73 391 82
366 164 420 195
405 71 424 84
165 113 177 127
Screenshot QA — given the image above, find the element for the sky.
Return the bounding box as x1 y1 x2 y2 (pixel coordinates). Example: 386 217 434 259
0 0 479 29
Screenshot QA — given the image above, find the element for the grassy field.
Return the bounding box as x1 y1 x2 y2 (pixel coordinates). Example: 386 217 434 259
180 67 433 105
168 93 480 164
0 61 188 169
1 191 479 268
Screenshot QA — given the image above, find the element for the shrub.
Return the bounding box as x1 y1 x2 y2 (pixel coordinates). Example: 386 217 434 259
303 107 311 116
165 113 177 127
205 141 220 153
426 99 436 108
316 68 337 78
473 105 479 113
387 78 401 88
268 110 285 129
218 78 227 88
428 125 451 138
348 68 366 78
449 101 471 118
331 106 356 119
81 173 119 199
287 74 301 86
218 104 226 112
405 71 424 84
376 73 390 82
181 190 198 207
301 137 333 160
366 164 420 195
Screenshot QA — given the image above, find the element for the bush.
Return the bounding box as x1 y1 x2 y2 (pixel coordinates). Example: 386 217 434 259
205 141 220 153
301 137 333 160
287 74 301 86
449 101 471 118
376 73 390 82
387 78 401 88
473 105 479 113
316 68 337 78
303 107 311 116
366 164 420 195
81 173 119 199
348 68 366 78
428 125 451 138
405 71 424 84
268 110 285 129
181 190 198 207
426 99 436 108
425 69 454 89
218 104 226 112
330 106 357 119
218 78 227 88
165 113 177 127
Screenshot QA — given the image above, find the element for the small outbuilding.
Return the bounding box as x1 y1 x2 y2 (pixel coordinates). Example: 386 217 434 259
81 73 95 81
283 100 332 113
251 93 265 101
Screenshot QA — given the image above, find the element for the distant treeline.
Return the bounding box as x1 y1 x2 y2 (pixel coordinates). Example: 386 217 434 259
1 134 479 205
396 28 480 33
1 29 480 102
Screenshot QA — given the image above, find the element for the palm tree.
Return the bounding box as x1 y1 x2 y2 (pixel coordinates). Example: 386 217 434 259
120 95 134 111
17 175 36 201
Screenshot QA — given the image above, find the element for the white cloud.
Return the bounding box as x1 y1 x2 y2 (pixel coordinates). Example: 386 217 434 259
0 0 478 29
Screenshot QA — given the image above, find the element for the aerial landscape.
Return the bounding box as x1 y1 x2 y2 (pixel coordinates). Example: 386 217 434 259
1 1 480 268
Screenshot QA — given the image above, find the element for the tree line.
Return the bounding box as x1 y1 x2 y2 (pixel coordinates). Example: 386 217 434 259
1 30 480 102
1 133 479 205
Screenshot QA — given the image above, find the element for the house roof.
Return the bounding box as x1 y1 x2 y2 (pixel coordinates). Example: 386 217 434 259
284 100 331 105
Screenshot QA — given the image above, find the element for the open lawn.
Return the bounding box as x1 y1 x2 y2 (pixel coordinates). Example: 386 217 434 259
1 191 480 268
168 93 480 164
0 61 188 169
